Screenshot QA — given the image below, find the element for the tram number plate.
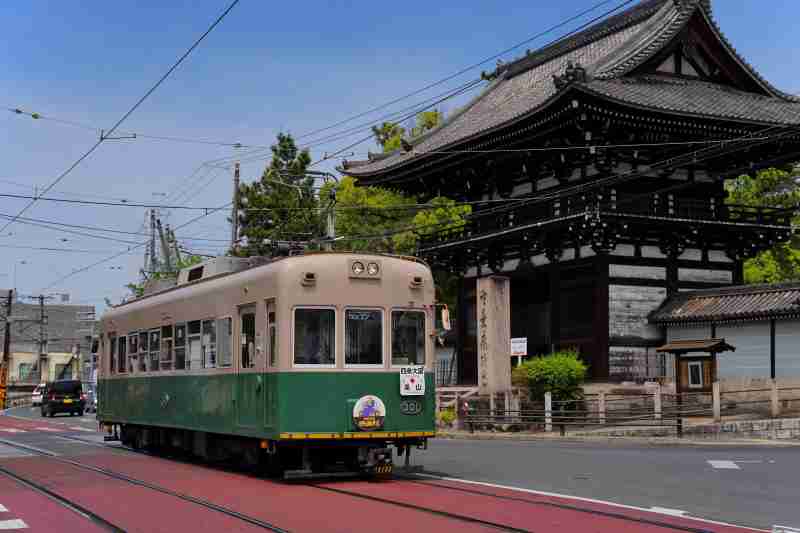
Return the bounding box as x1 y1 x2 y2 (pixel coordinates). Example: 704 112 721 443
375 464 393 474
400 399 422 415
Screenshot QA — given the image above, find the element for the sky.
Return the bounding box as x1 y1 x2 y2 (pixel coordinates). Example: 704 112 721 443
0 0 799 313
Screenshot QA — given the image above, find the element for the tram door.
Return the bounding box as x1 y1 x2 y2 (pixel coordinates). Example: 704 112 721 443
236 304 262 429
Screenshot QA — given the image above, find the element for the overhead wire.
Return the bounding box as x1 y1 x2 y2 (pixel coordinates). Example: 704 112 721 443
0 0 241 236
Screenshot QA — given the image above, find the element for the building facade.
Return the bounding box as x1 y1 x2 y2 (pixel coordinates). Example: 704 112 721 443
342 0 800 381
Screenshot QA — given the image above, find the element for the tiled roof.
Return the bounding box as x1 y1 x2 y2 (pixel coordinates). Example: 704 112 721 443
649 283 800 324
656 338 735 353
343 0 800 178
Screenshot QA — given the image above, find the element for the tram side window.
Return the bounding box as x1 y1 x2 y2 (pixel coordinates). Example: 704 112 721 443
149 330 160 372
202 319 216 368
345 309 383 366
109 334 117 374
391 310 426 365
294 308 335 366
174 324 187 370
117 336 127 374
218 318 232 368
188 321 202 370
161 325 173 371
128 334 138 374
138 331 149 372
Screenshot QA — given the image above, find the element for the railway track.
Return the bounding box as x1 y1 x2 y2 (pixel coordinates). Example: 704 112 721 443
0 436 290 532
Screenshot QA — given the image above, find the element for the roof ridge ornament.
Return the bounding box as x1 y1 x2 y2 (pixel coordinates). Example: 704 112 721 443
553 61 590 90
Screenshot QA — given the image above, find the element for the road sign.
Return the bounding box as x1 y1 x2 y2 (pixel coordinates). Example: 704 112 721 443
511 338 528 357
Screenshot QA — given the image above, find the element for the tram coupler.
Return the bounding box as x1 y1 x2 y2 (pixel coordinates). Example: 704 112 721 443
364 447 393 476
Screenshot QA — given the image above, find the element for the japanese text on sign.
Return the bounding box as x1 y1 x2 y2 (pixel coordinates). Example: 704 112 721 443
400 365 425 396
511 338 527 357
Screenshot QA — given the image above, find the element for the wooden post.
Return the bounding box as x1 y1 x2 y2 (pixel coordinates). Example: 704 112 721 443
675 354 683 438
545 391 553 432
771 379 780 418
598 392 606 425
455 393 462 430
712 381 721 422
653 384 662 421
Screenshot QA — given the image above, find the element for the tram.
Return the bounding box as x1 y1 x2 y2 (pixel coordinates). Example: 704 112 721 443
97 252 438 477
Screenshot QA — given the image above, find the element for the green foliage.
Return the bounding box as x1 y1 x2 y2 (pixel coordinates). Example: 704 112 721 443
235 133 320 256
512 349 588 402
372 110 443 153
437 407 456 426
725 167 800 283
392 196 471 255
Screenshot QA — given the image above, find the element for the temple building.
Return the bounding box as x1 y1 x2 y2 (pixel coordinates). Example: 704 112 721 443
342 0 800 381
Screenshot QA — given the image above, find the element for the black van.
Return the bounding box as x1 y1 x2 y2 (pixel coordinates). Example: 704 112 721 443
40 380 86 417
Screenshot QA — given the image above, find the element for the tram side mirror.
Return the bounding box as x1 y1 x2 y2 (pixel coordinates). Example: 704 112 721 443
440 305 451 331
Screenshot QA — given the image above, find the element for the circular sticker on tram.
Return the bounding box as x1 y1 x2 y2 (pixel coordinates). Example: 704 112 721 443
352 395 386 431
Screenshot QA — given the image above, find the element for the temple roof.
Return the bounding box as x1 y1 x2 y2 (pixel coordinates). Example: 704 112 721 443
342 0 800 178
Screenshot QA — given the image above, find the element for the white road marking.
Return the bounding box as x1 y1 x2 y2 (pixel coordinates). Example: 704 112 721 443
414 473 769 531
0 430 25 434
34 427 60 432
708 460 741 470
773 526 800 533
650 506 688 517
0 519 27 530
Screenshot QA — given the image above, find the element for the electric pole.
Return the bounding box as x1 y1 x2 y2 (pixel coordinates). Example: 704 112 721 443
231 162 240 251
0 289 12 409
149 209 158 275
324 187 336 252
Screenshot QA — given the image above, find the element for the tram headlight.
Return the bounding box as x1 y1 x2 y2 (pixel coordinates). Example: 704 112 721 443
367 262 380 276
352 261 365 275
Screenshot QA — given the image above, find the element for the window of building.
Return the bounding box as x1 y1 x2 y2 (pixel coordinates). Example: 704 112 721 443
128 334 138 373
267 300 277 367
202 319 216 368
149 330 160 372
174 324 187 370
161 325 173 371
688 361 704 389
18 363 35 382
109 333 117 373
294 308 335 366
391 310 425 366
138 331 149 372
218 318 232 367
117 336 127 374
345 309 383 366
240 308 256 369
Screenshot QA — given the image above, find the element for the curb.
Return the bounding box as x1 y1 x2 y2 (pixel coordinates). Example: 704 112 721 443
434 431 800 447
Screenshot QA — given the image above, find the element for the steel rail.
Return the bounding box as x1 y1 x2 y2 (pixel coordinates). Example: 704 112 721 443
399 477 720 533
0 437 290 532
0 466 125 532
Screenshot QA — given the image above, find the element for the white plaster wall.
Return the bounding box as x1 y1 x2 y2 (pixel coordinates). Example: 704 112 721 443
666 325 712 342
776 319 800 376
717 322 771 378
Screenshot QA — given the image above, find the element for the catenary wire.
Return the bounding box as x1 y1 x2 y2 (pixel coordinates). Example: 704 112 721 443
0 0 241 236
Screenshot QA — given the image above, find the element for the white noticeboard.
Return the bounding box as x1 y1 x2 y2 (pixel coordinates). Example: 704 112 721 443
511 338 528 357
399 365 425 396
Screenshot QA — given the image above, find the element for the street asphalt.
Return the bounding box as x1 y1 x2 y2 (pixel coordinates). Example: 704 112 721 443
5 405 798 530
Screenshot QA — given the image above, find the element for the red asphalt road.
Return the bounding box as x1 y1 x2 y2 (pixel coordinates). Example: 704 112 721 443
0 416 763 532
0 412 94 433
0 473 107 532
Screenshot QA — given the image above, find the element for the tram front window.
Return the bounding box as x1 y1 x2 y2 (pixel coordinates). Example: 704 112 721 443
345 309 382 366
294 308 335 366
392 310 425 366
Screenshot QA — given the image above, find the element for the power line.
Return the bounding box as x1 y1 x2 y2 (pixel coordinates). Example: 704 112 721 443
0 0 241 236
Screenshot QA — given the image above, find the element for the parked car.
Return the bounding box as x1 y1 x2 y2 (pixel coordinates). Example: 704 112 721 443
40 380 86 417
31 383 46 406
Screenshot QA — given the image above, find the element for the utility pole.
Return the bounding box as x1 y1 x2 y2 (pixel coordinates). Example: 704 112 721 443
324 187 336 252
38 295 47 383
0 289 12 409
231 162 240 252
156 218 172 273
149 209 158 275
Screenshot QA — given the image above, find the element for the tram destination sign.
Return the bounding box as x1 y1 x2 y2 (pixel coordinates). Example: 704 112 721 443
400 365 425 396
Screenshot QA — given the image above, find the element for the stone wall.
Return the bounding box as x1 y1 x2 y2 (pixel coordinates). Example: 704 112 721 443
686 418 800 440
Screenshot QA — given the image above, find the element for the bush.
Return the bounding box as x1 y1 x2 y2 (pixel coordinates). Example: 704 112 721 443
437 407 456 427
513 349 588 402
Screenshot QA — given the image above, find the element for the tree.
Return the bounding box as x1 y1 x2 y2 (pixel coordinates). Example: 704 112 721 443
372 110 443 153
725 167 800 283
235 133 320 256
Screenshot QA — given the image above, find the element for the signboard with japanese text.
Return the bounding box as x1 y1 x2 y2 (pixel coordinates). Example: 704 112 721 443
511 338 528 357
399 365 425 396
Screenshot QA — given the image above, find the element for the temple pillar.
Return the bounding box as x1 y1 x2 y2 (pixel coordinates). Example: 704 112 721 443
476 276 512 396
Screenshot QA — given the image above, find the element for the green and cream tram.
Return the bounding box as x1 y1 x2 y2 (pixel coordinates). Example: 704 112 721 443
97 252 437 477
